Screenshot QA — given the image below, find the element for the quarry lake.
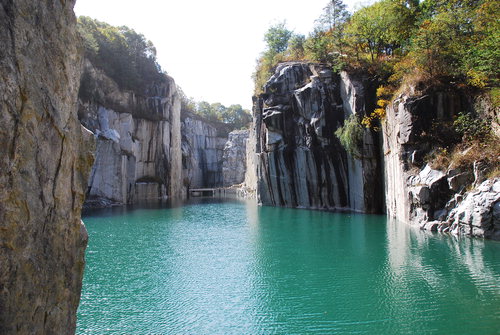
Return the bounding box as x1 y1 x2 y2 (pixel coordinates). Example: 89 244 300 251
77 198 500 335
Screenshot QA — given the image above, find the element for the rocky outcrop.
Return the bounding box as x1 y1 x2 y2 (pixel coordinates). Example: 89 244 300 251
181 112 230 191
383 89 499 239
383 90 457 223
0 1 94 333
410 171 499 240
222 130 249 186
79 60 182 206
448 179 500 239
251 63 383 212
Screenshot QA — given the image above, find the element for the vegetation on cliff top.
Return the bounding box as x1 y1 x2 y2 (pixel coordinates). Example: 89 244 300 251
78 16 165 95
180 91 252 130
254 0 499 96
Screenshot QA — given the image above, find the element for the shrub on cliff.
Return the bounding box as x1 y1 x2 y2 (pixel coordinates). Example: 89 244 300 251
335 114 364 158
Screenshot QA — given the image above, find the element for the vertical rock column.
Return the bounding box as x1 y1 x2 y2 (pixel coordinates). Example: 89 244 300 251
0 1 94 334
254 63 350 209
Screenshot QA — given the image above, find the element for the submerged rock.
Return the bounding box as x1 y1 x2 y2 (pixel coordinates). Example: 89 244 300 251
0 1 94 333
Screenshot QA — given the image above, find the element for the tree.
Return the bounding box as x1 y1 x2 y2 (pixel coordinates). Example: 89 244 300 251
462 0 500 87
220 105 252 129
196 101 220 121
264 21 293 54
313 0 351 56
345 0 416 62
317 0 350 32
191 102 251 129
287 34 306 60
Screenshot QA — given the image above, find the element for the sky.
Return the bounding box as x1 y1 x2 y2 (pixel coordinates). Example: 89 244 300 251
74 0 374 110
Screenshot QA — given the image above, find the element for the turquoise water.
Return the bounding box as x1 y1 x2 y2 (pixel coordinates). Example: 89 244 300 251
77 199 500 334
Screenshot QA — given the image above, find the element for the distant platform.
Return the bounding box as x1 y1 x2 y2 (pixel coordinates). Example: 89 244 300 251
189 188 224 197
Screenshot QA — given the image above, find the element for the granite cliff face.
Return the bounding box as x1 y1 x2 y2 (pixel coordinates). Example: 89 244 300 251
181 112 230 191
249 63 383 212
383 89 500 239
0 1 94 333
79 60 182 206
223 130 249 187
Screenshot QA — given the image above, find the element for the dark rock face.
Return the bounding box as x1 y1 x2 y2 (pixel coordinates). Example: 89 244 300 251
78 60 182 206
0 1 94 333
252 63 384 212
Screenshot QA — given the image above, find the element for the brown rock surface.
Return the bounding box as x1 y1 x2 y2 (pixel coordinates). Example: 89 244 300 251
0 1 94 333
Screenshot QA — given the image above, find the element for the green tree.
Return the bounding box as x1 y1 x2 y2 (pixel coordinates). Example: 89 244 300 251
196 101 220 121
403 0 489 80
220 104 252 129
317 0 350 32
286 34 306 60
305 29 335 63
335 114 364 157
462 0 500 87
264 21 293 54
345 0 416 62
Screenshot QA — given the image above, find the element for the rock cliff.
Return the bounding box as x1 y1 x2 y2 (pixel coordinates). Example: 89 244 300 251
222 130 249 187
0 1 94 333
249 63 384 212
181 112 230 191
383 89 500 239
250 61 498 239
78 60 182 206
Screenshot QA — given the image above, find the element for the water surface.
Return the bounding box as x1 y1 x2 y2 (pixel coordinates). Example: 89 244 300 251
77 198 500 334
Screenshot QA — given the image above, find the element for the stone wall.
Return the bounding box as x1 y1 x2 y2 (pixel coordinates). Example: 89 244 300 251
339 72 384 213
0 1 94 333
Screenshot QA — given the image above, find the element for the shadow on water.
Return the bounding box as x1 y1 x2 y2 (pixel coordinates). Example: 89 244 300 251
82 196 249 218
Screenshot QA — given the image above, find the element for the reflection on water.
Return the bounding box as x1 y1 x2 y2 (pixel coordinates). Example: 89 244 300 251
385 218 500 334
78 199 500 334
